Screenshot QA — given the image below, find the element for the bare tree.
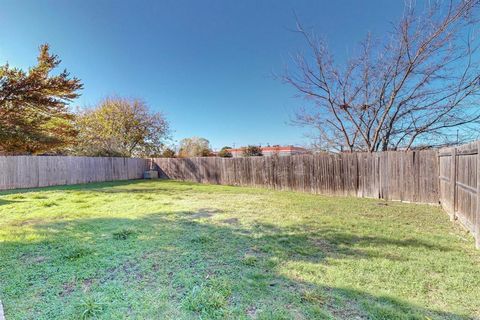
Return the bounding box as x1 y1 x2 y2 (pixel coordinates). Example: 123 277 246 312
283 0 480 152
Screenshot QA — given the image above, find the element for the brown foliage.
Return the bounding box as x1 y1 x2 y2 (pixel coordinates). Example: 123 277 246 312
242 145 262 157
0 44 83 154
74 97 170 157
178 137 212 157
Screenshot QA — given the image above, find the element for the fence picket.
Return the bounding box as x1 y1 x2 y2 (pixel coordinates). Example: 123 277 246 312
1 146 479 247
0 156 148 191
151 151 440 204
476 141 480 249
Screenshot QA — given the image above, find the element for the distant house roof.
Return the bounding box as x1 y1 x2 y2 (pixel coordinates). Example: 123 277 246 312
227 146 308 153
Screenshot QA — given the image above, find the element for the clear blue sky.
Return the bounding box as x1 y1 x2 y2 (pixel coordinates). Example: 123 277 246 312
0 0 405 150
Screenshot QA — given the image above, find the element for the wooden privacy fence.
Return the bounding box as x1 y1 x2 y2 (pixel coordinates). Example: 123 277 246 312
1 146 478 247
0 156 148 191
439 141 480 247
151 150 439 204
153 145 480 247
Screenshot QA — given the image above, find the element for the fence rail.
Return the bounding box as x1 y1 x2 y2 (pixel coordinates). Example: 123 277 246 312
151 150 439 204
0 156 147 191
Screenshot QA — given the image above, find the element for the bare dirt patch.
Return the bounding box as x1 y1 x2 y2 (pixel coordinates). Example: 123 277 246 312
222 218 239 225
188 208 222 219
246 306 257 318
59 281 76 297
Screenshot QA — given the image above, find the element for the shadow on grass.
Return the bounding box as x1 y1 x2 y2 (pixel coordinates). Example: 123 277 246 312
0 210 469 319
256 224 453 258
0 198 20 206
0 180 210 198
0 179 162 196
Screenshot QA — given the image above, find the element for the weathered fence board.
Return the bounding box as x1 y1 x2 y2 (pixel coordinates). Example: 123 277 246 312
439 142 480 247
2 145 478 247
151 150 440 204
0 156 148 191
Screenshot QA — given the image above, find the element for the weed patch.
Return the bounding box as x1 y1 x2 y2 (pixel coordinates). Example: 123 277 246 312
112 228 137 240
190 234 211 244
39 200 57 207
78 297 105 319
182 280 231 318
61 245 92 261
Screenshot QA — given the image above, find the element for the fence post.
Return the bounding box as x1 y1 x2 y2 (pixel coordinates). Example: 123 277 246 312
476 142 480 249
450 148 457 221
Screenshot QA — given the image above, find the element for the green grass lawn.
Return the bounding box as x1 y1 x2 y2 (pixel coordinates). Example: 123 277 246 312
0 180 479 319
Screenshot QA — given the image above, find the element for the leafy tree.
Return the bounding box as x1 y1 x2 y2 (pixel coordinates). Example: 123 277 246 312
161 148 176 158
178 137 212 157
75 97 169 157
242 145 262 157
200 148 213 157
0 44 83 154
218 146 233 158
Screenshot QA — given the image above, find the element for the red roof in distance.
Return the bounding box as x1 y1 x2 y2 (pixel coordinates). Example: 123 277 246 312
227 146 307 153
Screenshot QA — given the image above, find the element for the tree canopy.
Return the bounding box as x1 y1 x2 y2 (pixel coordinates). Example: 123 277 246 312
218 146 233 158
161 148 176 158
0 44 82 154
75 97 170 157
178 137 212 157
242 145 263 157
